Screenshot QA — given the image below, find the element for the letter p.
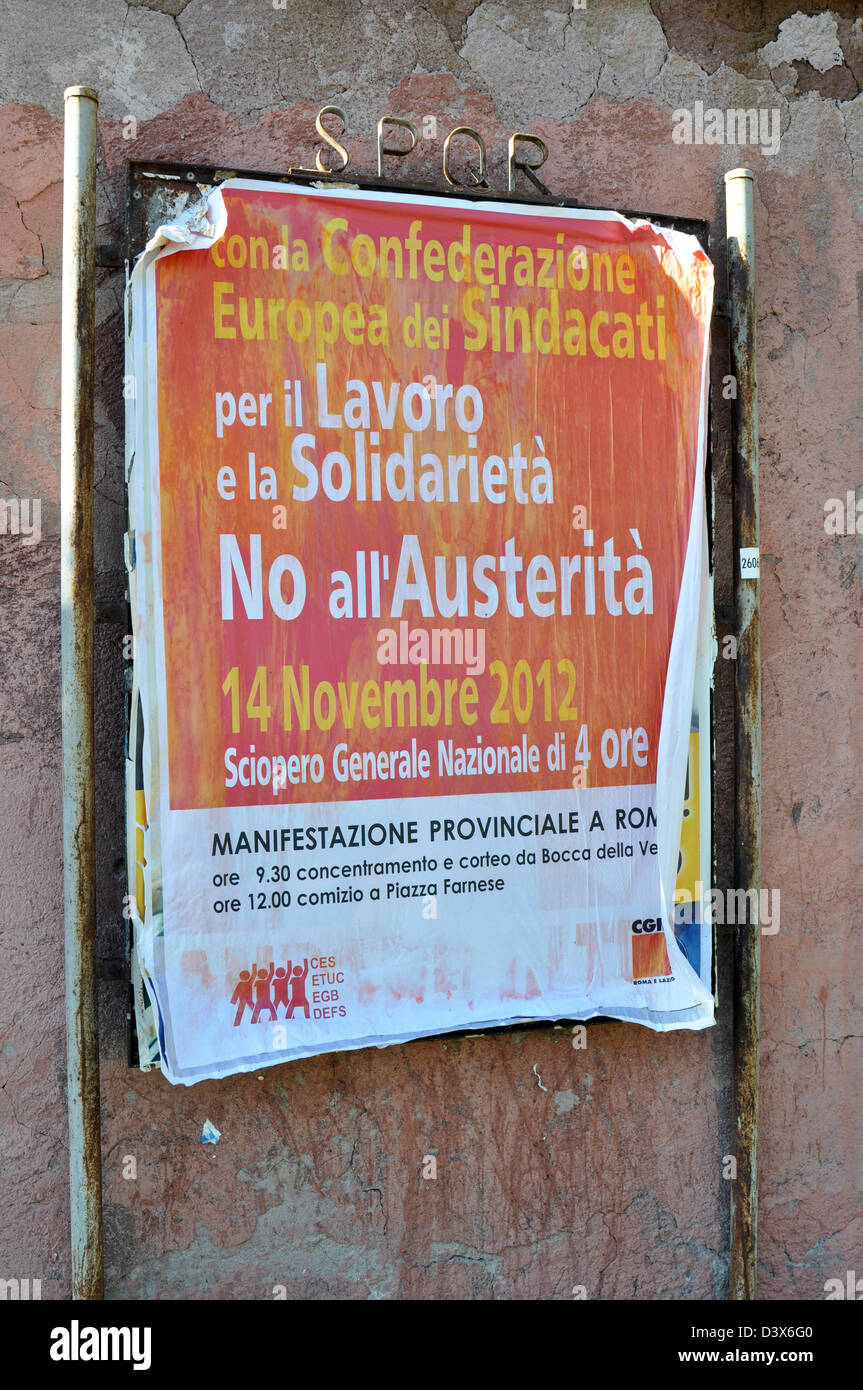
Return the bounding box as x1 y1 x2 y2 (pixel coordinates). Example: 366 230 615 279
216 391 236 438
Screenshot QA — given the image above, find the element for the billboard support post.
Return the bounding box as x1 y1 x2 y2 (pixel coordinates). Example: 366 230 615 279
725 166 762 1302
61 83 104 1300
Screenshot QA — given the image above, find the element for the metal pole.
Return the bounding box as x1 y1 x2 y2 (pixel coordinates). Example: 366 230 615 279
61 84 103 1300
725 167 761 1301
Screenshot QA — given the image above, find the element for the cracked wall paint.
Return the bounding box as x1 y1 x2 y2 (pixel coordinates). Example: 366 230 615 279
758 12 845 74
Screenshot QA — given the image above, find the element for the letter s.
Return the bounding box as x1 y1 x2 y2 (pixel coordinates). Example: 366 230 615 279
291 433 318 501
224 747 238 787
462 287 487 352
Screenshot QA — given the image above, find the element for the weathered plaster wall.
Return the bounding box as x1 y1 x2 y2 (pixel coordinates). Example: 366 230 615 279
0 0 860 1299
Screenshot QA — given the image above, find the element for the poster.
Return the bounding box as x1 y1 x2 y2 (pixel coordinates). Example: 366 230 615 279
125 179 715 1085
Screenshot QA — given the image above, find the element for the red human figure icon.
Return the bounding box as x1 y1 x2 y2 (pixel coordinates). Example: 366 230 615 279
231 963 256 1026
272 960 292 1016
286 959 310 1019
250 961 277 1024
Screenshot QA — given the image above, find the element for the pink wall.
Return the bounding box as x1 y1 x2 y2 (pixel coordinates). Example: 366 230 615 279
0 0 860 1299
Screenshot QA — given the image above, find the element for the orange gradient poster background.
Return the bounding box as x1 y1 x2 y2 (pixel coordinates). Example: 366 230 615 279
128 180 716 1083
154 185 713 811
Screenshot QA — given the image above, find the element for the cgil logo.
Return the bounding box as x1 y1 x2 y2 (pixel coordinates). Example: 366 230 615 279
632 917 663 934
50 1321 152 1371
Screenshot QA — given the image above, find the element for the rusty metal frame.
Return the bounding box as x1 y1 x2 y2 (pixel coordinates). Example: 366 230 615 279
725 168 761 1301
122 158 711 260
94 157 754 1297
